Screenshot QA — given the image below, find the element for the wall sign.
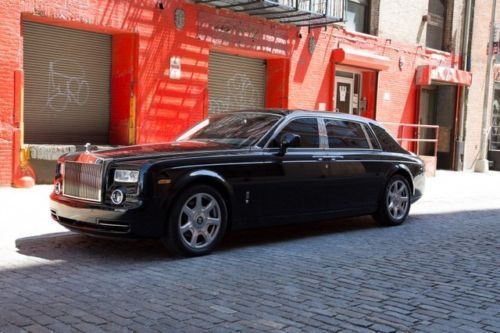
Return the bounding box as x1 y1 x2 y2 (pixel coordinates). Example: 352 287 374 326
339 85 347 102
416 65 472 86
309 36 316 54
175 8 185 30
494 65 500 82
170 57 181 80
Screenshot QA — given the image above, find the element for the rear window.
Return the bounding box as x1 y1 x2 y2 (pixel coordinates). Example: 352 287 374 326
325 119 370 149
370 123 407 153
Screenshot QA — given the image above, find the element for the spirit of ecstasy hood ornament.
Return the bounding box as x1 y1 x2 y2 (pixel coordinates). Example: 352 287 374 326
85 142 91 154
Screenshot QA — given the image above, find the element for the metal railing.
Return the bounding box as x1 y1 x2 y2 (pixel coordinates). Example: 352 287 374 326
381 122 440 176
275 0 345 18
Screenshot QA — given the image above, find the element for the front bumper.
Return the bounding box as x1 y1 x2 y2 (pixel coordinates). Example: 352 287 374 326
50 192 165 239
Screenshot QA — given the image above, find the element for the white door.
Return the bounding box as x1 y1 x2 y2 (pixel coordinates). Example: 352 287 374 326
334 76 354 114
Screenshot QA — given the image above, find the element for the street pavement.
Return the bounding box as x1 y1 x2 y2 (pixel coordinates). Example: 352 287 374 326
0 171 499 333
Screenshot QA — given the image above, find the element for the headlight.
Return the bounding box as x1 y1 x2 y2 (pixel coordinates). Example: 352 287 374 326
114 169 140 183
56 162 64 176
54 181 62 195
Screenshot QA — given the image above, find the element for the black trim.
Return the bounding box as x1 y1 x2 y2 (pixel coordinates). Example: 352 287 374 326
218 0 261 9
234 4 278 12
249 8 297 16
280 15 327 24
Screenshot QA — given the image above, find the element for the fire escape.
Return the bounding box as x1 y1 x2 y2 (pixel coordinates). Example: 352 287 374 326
194 0 346 28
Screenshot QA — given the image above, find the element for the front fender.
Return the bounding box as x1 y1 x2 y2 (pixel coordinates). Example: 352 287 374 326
159 168 233 212
171 169 233 196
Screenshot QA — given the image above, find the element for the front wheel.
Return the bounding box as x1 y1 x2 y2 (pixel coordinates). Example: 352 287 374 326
374 175 411 226
162 185 228 257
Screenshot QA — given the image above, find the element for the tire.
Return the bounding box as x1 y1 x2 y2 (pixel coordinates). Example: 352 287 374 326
374 175 411 226
162 185 228 257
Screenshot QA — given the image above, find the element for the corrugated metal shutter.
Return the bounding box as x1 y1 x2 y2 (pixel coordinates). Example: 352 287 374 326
208 52 266 115
23 21 111 144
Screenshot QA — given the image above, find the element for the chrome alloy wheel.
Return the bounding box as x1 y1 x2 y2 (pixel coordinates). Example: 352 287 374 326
386 179 410 220
178 193 222 250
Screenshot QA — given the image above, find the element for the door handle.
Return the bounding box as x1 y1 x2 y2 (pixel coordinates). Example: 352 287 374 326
313 155 333 161
313 155 344 161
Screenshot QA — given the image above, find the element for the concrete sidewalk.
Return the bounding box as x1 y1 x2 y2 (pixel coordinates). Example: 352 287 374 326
0 185 67 247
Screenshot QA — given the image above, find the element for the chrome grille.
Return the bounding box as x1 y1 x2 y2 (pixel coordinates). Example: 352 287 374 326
63 161 103 202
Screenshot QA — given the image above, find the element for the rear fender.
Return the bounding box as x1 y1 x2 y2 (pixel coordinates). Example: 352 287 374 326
387 164 415 195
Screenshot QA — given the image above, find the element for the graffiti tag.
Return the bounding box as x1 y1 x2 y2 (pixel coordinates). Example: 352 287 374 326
47 59 89 112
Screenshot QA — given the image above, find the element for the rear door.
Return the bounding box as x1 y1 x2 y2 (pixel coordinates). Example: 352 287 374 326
323 118 384 213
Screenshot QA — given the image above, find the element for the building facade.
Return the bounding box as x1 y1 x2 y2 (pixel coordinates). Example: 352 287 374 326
487 4 500 170
467 0 500 172
0 0 492 185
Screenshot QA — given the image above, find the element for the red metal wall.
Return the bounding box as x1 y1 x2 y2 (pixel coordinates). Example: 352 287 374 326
0 0 460 185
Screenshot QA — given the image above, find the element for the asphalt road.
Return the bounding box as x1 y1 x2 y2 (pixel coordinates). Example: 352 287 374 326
0 171 499 332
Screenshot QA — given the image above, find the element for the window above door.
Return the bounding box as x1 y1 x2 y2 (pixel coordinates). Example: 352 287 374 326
345 0 370 34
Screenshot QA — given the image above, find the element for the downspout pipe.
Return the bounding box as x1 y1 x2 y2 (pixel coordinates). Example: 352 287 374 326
455 0 472 171
475 0 496 172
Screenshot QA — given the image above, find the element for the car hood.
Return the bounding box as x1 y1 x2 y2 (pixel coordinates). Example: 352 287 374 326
92 140 235 160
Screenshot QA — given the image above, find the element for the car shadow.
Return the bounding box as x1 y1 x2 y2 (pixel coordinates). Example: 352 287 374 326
219 215 378 252
15 215 379 262
15 232 168 262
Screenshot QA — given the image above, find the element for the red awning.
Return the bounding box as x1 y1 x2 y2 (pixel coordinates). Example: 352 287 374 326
416 65 472 86
331 48 391 71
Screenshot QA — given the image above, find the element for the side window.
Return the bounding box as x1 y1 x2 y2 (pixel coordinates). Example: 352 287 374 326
370 123 407 153
325 120 370 149
272 118 320 148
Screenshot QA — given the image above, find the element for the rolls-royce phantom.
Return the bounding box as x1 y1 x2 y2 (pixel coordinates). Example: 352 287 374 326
50 110 425 256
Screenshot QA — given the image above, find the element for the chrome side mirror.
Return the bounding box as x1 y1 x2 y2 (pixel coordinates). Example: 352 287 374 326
278 133 301 156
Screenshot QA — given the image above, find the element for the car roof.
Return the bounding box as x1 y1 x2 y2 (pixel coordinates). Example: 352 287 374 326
231 109 379 125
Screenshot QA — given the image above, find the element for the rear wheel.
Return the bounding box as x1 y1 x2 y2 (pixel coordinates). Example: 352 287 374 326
162 185 228 256
374 175 411 226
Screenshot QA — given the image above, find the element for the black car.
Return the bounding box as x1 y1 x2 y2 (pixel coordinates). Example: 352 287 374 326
50 110 425 256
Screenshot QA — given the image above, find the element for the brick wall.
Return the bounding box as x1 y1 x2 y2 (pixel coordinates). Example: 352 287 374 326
0 0 21 185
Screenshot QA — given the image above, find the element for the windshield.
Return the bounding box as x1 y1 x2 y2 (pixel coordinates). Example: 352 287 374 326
177 112 282 148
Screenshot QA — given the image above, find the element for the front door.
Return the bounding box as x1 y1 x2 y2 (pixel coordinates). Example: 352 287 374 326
246 117 329 223
335 77 354 114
